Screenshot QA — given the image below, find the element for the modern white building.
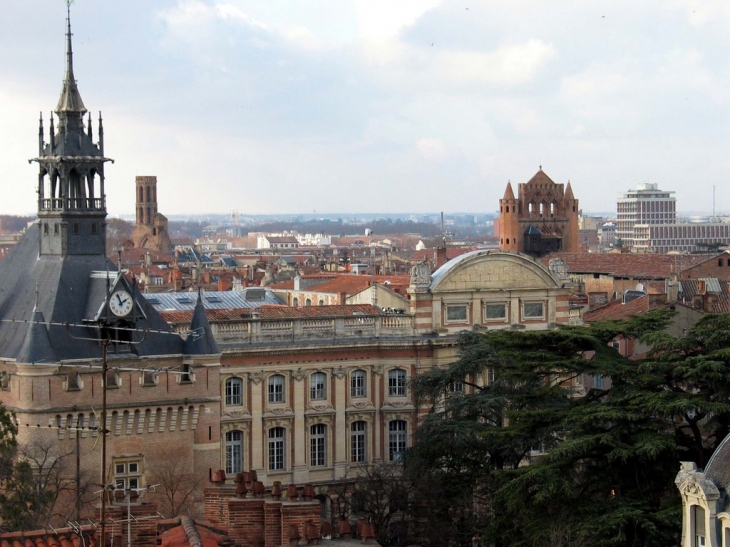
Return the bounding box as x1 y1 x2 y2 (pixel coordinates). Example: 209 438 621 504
617 183 676 249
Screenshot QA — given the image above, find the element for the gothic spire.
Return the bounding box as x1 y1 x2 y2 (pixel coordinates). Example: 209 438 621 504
55 4 87 118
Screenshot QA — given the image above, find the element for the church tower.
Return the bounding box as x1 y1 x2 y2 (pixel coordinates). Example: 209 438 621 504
498 168 580 256
132 175 172 254
32 6 112 257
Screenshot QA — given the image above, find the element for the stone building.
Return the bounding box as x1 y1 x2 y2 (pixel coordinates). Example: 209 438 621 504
0 10 220 523
132 175 172 254
498 168 580 256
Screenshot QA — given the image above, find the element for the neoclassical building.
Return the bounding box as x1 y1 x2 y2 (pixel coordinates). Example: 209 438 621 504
212 250 573 491
676 436 730 547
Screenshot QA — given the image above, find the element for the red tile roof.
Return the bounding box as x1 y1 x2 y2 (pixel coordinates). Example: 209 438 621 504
583 295 653 322
299 274 410 295
541 252 709 279
408 247 476 262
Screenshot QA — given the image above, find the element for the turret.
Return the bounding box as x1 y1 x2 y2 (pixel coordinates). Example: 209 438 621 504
499 181 520 251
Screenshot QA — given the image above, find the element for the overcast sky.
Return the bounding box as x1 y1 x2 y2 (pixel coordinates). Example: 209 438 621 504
1 0 729 218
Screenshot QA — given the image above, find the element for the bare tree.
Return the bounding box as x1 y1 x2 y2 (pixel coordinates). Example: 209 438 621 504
146 441 203 518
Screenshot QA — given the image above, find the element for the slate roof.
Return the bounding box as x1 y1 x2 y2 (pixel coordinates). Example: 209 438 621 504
159 304 383 325
183 293 220 355
0 224 185 361
679 278 730 313
541 252 709 279
705 432 730 493
143 289 283 311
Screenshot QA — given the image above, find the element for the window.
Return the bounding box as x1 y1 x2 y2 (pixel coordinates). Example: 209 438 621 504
91 223 98 235
389 420 407 461
523 302 545 319
351 370 367 398
225 378 243 406
445 304 468 323
105 369 120 389
310 372 327 401
73 223 80 235
594 375 603 389
54 223 59 235
310 424 327 467
268 374 285 404
485 303 507 321
448 381 464 393
43 223 49 235
693 505 706 547
388 369 406 397
113 458 143 490
268 427 285 471
351 421 367 463
0 371 9 390
305 298 312 306
293 297 299 307
225 431 243 474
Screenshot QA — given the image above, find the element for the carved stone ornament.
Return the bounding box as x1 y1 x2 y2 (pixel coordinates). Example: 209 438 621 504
267 407 294 416
307 403 335 414
221 421 250 433
250 371 264 385
264 417 292 428
292 368 306 382
372 365 384 376
347 401 375 411
410 262 431 288
333 366 346 380
305 414 333 426
346 412 374 426
222 410 252 420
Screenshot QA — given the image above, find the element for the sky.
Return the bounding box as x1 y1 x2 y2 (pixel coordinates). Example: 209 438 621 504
1 0 730 218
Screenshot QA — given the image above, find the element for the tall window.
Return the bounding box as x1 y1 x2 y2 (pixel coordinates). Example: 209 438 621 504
268 427 285 471
389 420 407 461
268 374 285 404
351 421 367 463
310 372 327 400
388 369 406 397
225 378 243 406
310 424 327 467
225 431 243 474
351 370 366 398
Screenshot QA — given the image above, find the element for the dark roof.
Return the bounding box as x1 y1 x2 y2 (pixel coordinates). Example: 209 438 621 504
183 293 220 355
16 307 58 364
705 432 730 492
0 224 185 361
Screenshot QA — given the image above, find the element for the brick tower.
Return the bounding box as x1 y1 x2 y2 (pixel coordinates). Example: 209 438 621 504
498 167 580 256
132 175 172 254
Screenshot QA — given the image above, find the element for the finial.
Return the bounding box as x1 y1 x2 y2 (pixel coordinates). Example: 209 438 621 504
34 282 40 310
65 1 74 80
87 112 92 138
539 164 542 171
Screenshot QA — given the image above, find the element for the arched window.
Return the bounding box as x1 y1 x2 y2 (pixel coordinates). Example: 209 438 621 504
268 427 285 471
305 298 312 306
225 430 243 474
225 378 243 406
293 297 299 307
310 424 327 467
318 299 324 306
539 202 545 217
388 369 406 397
310 372 327 400
351 370 367 398
550 202 556 216
389 420 407 461
351 421 367 463
146 186 151 202
268 374 285 403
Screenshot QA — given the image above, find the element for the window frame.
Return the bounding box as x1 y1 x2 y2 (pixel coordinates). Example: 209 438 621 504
310 372 327 401
225 377 243 406
112 456 143 490
268 374 285 404
444 303 469 324
225 430 243 474
351 369 367 398
388 420 407 462
522 300 546 320
351 421 367 463
310 423 327 467
484 302 508 322
268 427 286 471
388 368 407 397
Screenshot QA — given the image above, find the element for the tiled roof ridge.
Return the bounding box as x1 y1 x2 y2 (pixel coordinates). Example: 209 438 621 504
181 516 203 547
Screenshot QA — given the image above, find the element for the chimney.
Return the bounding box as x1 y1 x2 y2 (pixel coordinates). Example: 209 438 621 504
339 291 347 305
698 279 706 295
434 239 448 269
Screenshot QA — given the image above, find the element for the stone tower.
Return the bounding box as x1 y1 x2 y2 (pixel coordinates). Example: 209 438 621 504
498 167 579 257
32 7 111 256
132 175 172 254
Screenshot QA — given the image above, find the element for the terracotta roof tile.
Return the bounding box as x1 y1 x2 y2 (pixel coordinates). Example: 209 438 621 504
583 295 652 322
541 252 710 279
303 275 410 295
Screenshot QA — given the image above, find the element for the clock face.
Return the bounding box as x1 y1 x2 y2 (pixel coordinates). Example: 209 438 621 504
109 290 134 317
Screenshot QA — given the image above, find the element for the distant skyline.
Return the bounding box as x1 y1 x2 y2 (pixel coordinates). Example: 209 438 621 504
2 1 730 217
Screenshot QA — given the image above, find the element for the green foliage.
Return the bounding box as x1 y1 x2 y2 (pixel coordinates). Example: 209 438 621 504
406 312 730 547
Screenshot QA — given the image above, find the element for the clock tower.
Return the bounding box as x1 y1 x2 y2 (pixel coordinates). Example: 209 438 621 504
32 6 112 257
